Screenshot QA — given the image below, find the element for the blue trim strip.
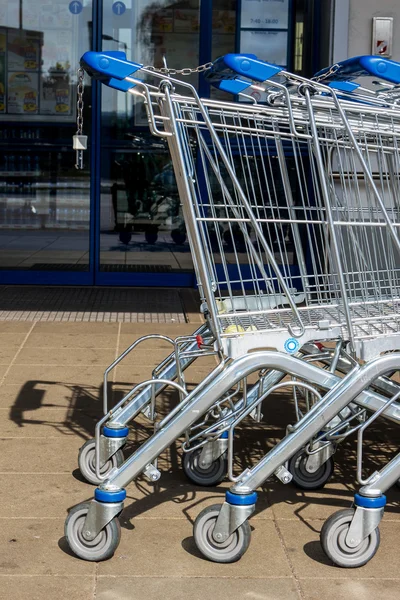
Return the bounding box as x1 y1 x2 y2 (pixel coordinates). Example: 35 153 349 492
95 488 127 503
329 81 360 92
354 493 386 509
216 79 250 95
220 431 229 440
226 490 258 506
103 425 129 438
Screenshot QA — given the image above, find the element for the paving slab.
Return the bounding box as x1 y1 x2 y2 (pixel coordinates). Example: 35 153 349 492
0 519 95 575
3 365 109 386
97 518 292 578
0 437 85 473
0 576 94 600
1 474 94 518
14 347 117 366
277 518 400 578
299 577 400 600
96 576 300 600
1 408 96 438
0 382 102 412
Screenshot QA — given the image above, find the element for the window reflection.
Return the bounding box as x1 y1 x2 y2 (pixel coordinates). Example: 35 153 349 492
0 0 91 271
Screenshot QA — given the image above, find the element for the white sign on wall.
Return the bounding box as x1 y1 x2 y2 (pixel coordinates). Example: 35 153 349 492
240 0 289 30
240 0 289 67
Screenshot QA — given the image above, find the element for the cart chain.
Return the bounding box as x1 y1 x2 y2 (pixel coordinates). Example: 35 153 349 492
76 67 85 135
312 63 340 83
144 62 213 76
73 67 87 170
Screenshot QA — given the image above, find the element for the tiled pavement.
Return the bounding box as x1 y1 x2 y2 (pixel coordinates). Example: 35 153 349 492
1 307 400 599
0 286 187 323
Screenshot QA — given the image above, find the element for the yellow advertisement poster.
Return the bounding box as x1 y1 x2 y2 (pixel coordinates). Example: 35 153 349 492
7 72 39 114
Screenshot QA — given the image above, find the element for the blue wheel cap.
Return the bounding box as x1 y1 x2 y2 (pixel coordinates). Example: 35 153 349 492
103 425 129 438
354 493 386 509
95 488 126 503
226 490 258 506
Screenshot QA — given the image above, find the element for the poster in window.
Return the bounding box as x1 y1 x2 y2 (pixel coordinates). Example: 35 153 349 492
240 0 289 30
174 9 199 33
7 71 39 114
41 69 71 115
41 30 72 74
7 30 40 71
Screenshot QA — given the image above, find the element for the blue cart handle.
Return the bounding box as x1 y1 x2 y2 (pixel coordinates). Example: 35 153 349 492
206 53 283 85
314 55 400 85
80 50 143 92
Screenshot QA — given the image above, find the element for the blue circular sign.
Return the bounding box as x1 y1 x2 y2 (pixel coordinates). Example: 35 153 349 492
112 1 126 15
284 338 300 354
69 1 83 14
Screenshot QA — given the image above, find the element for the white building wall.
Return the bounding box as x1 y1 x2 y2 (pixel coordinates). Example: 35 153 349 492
347 0 400 61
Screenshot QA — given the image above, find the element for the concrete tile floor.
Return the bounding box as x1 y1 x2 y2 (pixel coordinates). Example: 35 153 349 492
1 320 400 600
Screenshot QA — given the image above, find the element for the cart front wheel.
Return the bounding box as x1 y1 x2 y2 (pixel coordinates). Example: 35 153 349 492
320 508 380 568
65 502 121 562
193 504 251 563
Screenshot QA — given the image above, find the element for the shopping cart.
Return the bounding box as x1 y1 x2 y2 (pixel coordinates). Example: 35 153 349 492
64 51 400 567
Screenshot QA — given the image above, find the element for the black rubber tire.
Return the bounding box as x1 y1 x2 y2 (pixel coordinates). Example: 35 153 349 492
182 448 227 486
171 228 186 245
288 448 334 490
65 502 121 562
320 508 380 568
145 229 158 244
193 504 251 563
78 439 124 486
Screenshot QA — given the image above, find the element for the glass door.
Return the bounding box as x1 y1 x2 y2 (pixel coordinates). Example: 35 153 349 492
97 0 204 286
0 0 93 284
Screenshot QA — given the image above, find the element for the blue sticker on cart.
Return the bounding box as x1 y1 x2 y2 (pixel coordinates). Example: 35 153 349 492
112 1 126 15
69 1 83 14
284 338 299 354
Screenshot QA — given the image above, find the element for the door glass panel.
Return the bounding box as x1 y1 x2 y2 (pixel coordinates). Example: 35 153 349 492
100 1 201 275
0 0 92 272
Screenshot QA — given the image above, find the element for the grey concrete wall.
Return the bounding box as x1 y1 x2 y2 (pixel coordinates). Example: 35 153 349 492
347 0 400 61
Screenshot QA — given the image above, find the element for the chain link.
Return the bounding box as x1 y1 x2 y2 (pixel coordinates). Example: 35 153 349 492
312 63 340 83
76 67 85 135
144 62 213 76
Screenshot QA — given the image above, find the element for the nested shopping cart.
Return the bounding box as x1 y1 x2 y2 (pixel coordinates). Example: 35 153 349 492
64 51 400 567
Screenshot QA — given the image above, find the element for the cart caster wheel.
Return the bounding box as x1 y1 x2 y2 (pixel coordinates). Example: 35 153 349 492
320 508 380 568
171 228 186 245
288 448 334 490
182 448 227 486
78 439 124 486
193 504 251 563
65 502 121 562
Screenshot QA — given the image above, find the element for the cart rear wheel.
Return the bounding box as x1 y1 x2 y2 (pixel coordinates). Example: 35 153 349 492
320 508 380 568
193 504 251 563
182 448 227 486
78 439 124 485
288 448 334 490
